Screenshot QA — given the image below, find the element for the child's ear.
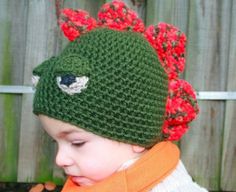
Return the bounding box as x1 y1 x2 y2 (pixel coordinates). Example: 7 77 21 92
132 145 146 153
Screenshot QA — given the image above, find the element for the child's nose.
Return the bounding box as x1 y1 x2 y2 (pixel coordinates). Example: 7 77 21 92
55 147 73 168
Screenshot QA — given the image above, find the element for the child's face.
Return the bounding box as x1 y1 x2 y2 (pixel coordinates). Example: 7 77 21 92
39 115 141 186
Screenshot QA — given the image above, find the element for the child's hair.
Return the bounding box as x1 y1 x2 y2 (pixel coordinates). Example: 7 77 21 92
32 0 199 148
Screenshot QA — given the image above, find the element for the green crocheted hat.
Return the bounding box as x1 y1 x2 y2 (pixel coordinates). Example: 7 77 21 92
33 28 168 147
33 1 199 147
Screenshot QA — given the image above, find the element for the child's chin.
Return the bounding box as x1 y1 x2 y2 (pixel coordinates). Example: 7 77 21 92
71 176 95 186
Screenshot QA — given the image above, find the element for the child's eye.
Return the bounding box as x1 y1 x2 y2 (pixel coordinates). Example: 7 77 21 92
71 141 86 147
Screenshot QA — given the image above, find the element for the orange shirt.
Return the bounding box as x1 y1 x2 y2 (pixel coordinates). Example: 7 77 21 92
62 141 179 192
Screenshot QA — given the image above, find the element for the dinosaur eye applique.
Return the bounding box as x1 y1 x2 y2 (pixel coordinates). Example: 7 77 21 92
32 75 40 89
32 56 57 89
56 74 89 95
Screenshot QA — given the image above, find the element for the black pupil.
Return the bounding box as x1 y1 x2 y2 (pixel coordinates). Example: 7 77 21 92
60 74 76 86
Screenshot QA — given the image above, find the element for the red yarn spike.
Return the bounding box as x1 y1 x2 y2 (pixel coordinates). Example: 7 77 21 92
162 123 189 141
97 0 145 32
59 8 97 41
145 23 186 80
162 79 199 141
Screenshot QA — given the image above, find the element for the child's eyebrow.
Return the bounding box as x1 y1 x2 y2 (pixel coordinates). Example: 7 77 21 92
57 130 82 138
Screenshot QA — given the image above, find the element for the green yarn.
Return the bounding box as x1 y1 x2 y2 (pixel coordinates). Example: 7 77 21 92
33 28 168 147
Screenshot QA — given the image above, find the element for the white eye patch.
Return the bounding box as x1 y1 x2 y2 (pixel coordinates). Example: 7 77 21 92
56 75 89 95
32 75 40 88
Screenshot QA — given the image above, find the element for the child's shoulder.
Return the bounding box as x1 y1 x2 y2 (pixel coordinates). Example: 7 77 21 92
150 160 208 192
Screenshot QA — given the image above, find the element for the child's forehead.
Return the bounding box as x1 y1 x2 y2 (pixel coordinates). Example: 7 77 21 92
39 115 89 135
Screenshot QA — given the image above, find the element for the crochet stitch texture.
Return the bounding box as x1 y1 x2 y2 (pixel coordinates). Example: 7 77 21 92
33 28 168 147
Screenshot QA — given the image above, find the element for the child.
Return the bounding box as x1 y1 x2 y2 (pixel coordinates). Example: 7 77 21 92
32 1 208 191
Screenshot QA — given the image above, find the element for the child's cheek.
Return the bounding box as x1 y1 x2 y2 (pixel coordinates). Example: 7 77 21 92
79 159 112 181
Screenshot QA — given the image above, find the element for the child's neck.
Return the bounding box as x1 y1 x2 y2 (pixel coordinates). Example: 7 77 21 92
117 149 148 171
